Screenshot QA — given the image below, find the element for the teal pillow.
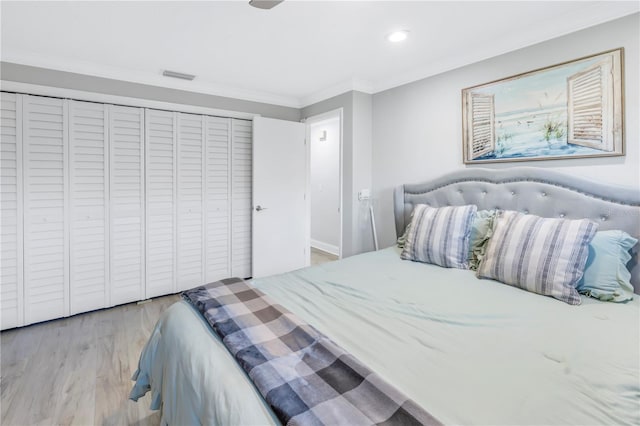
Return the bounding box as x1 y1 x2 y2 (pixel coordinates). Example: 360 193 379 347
467 210 497 271
577 230 637 302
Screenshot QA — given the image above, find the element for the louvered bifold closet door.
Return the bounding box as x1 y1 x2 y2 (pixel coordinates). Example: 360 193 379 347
145 109 176 298
205 116 231 282
231 119 252 278
23 95 69 324
177 113 205 291
110 105 145 305
68 100 109 314
1 92 24 329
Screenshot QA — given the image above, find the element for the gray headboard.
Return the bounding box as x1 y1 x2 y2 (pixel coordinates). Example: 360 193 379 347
393 168 640 293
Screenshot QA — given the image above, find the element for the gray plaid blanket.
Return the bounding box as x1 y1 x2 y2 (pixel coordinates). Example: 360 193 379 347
182 277 441 426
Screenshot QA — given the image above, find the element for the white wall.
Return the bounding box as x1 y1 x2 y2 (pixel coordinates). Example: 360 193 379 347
310 118 340 253
372 13 640 248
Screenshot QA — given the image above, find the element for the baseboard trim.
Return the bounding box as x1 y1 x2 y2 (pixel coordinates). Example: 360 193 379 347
310 239 339 256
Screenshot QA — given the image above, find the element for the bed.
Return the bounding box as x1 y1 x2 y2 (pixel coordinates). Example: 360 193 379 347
131 167 640 425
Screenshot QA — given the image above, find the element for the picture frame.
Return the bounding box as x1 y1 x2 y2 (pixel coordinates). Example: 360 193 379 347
462 48 624 164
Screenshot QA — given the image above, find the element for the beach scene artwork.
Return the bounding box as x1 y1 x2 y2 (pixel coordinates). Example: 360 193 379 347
462 49 623 163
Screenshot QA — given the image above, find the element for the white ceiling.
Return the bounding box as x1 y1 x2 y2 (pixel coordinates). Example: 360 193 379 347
2 1 638 108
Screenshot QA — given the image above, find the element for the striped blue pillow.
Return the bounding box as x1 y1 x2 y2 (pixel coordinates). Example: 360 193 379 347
477 210 598 305
401 204 477 269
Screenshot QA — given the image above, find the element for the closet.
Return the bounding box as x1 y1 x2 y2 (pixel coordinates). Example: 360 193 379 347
0 91 253 329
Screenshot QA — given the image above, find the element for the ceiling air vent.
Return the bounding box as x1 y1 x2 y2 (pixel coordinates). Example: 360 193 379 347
162 70 196 81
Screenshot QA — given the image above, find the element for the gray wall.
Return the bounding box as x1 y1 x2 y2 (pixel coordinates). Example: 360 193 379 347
301 90 374 257
352 91 373 254
0 62 300 121
310 118 340 252
372 13 640 248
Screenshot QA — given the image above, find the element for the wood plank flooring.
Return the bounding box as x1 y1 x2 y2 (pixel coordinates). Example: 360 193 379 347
1 253 336 425
1 294 180 426
310 247 338 266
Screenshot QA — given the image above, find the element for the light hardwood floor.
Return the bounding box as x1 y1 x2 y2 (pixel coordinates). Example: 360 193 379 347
1 254 337 425
310 247 338 265
1 294 180 426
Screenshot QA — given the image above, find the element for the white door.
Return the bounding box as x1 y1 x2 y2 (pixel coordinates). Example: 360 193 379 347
205 116 231 282
109 105 145 305
22 95 69 324
1 92 24 329
145 109 176 298
231 119 253 278
68 100 109 314
252 117 307 278
176 113 205 291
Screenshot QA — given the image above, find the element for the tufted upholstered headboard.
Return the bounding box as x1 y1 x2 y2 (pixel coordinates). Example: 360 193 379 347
393 168 640 294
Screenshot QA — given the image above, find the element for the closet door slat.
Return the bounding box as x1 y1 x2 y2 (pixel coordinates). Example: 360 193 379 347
69 100 109 314
177 113 205 291
145 109 176 298
23 95 69 324
231 119 252 279
1 92 24 329
110 105 145 305
205 116 231 282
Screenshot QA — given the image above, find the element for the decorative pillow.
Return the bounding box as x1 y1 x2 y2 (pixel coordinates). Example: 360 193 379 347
397 230 407 248
396 211 414 249
467 210 497 271
398 209 496 270
577 230 637 302
477 210 598 305
400 204 477 269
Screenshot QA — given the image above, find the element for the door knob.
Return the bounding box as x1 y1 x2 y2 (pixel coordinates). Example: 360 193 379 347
255 205 267 212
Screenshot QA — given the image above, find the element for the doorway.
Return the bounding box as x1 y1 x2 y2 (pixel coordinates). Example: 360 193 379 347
306 109 343 265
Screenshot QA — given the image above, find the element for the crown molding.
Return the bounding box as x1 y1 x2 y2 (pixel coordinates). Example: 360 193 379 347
300 78 374 108
1 49 302 109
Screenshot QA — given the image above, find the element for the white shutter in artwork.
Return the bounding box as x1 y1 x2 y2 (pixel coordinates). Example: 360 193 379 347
231 119 253 278
145 109 176 298
567 58 614 151
22 95 69 324
68 100 109 314
177 113 205 291
468 93 495 159
109 105 145 305
1 92 24 329
205 116 231 282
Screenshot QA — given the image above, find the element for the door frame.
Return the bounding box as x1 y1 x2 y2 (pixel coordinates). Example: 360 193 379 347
304 108 344 261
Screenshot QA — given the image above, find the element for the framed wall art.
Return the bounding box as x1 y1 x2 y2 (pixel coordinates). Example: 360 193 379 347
462 48 624 164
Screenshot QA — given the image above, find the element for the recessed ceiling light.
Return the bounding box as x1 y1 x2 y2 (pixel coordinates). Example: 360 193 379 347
387 30 409 43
